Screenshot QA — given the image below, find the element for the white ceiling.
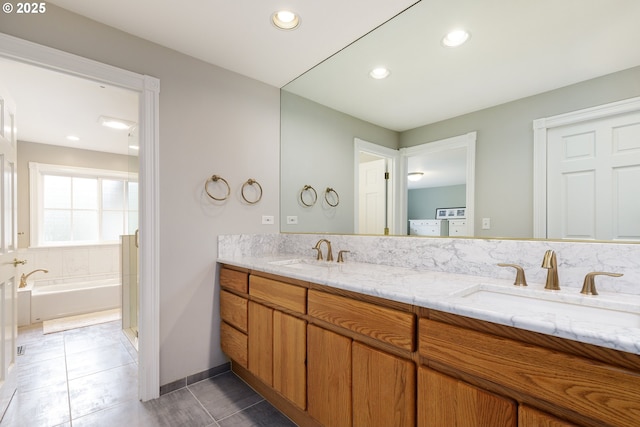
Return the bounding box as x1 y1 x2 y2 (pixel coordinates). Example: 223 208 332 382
284 0 640 131
407 147 466 190
0 57 139 155
47 0 419 88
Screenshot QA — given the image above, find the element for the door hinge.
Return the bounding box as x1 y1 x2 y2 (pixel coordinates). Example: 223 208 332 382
384 172 390 180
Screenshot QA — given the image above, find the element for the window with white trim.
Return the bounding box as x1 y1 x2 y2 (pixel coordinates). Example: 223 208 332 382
29 162 138 247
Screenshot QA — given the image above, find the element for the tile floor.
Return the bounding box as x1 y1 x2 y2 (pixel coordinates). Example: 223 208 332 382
1 320 296 427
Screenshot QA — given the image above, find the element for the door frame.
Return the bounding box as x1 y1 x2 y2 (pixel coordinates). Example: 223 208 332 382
354 138 400 234
399 132 476 236
0 33 160 401
532 96 640 239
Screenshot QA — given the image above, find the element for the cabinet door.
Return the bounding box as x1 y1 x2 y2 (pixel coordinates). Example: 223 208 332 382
273 311 306 410
418 367 516 427
248 301 273 385
307 324 352 427
519 405 579 427
352 342 415 427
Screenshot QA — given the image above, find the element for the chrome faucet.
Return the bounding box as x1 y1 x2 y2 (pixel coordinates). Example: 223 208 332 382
313 239 333 261
19 268 48 288
541 250 560 290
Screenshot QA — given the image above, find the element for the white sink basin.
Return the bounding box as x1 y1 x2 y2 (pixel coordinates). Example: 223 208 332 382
456 285 640 328
268 258 334 270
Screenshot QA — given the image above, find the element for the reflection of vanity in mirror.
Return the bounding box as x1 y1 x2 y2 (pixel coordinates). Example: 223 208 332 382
280 0 640 241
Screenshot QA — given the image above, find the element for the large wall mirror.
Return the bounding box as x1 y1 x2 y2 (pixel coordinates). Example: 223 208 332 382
280 0 640 241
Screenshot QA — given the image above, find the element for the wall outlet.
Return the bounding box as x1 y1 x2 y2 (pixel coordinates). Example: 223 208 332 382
286 216 298 225
261 215 274 225
482 217 491 230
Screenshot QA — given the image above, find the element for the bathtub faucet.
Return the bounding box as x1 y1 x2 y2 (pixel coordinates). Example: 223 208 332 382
19 269 49 288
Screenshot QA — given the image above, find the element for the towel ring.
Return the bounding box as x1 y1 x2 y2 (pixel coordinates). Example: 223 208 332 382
205 175 230 201
241 179 263 204
300 185 317 207
325 187 340 207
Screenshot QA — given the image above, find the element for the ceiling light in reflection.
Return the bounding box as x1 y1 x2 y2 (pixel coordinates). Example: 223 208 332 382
408 172 424 181
442 29 470 47
369 67 390 79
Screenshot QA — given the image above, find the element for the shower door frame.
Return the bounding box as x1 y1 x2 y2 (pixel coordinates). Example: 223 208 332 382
0 33 161 401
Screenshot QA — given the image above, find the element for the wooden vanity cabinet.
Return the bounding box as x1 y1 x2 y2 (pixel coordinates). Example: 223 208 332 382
219 268 249 368
273 310 307 410
247 275 308 411
307 324 352 427
419 317 640 427
307 289 417 427
219 264 640 427
247 301 273 385
518 405 579 427
417 366 516 427
352 341 415 427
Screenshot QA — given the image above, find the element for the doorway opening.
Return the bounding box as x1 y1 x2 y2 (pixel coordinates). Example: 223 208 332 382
354 138 399 235
0 33 159 401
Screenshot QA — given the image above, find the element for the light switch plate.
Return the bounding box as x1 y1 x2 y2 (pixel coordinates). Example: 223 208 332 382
262 215 274 225
286 216 298 225
482 217 491 229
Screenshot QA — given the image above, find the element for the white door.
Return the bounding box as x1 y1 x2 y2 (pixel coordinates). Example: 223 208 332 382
547 111 640 240
0 89 18 419
358 158 387 234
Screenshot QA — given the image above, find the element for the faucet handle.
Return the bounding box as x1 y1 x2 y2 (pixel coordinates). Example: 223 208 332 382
580 271 623 296
12 258 27 267
497 263 528 287
337 250 350 263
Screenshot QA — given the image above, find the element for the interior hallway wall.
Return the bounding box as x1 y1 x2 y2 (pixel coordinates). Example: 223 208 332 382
1 5 280 386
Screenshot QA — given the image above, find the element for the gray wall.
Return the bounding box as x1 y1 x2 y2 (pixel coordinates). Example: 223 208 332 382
17 141 138 248
408 184 466 221
280 91 399 232
401 66 640 238
1 5 280 386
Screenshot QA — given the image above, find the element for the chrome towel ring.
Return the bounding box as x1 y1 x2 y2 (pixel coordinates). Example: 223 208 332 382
241 179 263 204
325 187 340 207
205 175 230 201
300 185 317 207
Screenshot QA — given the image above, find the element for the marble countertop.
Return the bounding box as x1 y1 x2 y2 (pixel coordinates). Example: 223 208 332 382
217 255 640 355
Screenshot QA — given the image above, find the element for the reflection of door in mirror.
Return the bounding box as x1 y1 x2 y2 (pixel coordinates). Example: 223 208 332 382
354 138 399 235
400 132 476 236
534 98 640 241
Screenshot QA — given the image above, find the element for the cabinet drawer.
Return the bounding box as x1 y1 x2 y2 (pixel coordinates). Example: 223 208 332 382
220 290 248 332
419 318 640 427
308 289 415 351
249 275 307 314
220 267 248 294
221 321 247 368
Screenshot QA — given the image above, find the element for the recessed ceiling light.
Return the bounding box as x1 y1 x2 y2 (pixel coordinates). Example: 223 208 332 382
98 115 136 130
408 172 424 181
369 67 391 80
272 10 300 30
442 29 470 47
66 135 80 141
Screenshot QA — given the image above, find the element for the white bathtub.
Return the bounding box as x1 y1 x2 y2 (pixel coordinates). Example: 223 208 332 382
29 277 121 323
